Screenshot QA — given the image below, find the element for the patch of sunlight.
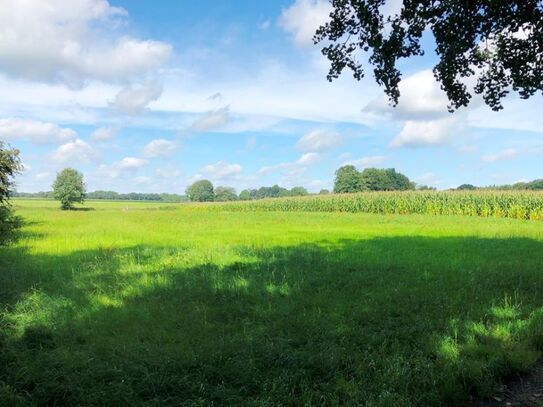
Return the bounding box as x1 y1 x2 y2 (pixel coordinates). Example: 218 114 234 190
7 290 74 333
491 305 520 320
468 321 489 337
436 336 460 361
94 294 123 308
266 282 291 296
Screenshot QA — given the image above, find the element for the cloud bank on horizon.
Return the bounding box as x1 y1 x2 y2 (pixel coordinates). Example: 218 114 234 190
0 0 541 194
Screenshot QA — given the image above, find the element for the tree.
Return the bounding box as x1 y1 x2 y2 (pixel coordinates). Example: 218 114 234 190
0 142 22 244
334 165 365 193
239 189 252 200
360 168 414 191
319 189 330 195
289 186 309 196
457 184 477 190
214 186 238 202
52 168 86 210
186 180 214 202
315 1 543 111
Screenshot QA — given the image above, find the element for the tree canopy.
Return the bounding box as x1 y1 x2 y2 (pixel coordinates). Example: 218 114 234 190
52 168 86 210
186 180 215 202
214 186 238 202
0 142 22 244
315 1 543 111
334 165 415 193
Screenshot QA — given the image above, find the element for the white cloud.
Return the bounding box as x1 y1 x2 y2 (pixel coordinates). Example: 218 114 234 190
365 70 450 120
116 157 147 169
109 82 163 115
297 152 321 165
415 172 442 187
345 155 387 168
0 118 76 144
279 0 331 46
482 148 519 163
52 138 97 163
90 127 116 141
200 161 242 179
259 152 321 175
36 172 51 181
143 139 179 158
297 130 341 152
390 117 461 148
245 136 257 151
0 0 172 86
190 107 230 132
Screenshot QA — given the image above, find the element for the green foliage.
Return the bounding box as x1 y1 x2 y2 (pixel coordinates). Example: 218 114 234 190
457 184 477 190
289 186 308 196
214 186 238 202
319 189 330 195
360 168 415 191
239 189 251 200
334 166 414 193
2 199 543 405
333 165 365 193
0 142 22 244
186 180 214 202
52 168 86 210
315 1 543 111
213 190 543 221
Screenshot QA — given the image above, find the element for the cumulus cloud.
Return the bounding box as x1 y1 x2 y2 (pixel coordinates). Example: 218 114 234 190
116 157 147 169
415 172 442 187
52 139 97 163
109 82 163 115
297 130 342 152
90 127 116 141
482 148 519 163
279 0 331 46
365 70 450 120
190 107 230 132
0 0 172 86
390 117 461 148
297 152 321 165
143 139 179 158
0 118 76 144
345 155 387 168
259 152 321 175
200 161 242 179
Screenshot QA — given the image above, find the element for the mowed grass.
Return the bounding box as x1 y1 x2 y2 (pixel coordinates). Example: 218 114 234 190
2 199 543 406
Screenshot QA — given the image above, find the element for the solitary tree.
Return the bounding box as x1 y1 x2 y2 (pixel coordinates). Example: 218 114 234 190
289 186 309 196
0 141 22 244
52 168 86 210
315 1 543 111
186 180 214 202
319 189 330 195
214 186 238 202
334 165 365 193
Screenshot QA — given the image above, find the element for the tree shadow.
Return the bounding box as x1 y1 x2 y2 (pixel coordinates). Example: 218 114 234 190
1 235 543 405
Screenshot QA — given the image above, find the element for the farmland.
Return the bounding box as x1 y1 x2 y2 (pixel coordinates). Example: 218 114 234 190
1 197 543 405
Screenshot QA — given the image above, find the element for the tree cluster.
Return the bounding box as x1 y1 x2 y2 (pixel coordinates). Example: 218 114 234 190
456 179 543 191
0 142 22 244
334 166 415 193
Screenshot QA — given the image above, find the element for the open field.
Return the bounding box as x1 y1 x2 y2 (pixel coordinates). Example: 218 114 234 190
2 199 543 405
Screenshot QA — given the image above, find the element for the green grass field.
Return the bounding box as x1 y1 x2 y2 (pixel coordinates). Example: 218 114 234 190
2 199 543 406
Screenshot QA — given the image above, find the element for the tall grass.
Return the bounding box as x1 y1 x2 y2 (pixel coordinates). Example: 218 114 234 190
210 191 543 220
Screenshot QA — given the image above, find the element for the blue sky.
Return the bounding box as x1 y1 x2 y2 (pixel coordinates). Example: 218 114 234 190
0 0 541 193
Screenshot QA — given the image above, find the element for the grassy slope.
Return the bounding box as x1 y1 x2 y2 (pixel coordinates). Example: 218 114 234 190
1 199 543 406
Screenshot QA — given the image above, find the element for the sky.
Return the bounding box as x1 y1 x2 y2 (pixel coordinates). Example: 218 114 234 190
1 0 541 194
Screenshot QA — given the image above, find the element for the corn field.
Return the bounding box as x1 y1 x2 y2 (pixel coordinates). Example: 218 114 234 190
208 191 543 220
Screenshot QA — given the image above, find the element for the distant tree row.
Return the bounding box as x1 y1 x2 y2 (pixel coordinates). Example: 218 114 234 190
13 189 188 202
186 180 310 202
456 179 543 191
333 166 416 193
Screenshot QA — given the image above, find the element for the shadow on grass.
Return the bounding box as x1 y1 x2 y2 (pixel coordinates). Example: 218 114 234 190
1 236 543 405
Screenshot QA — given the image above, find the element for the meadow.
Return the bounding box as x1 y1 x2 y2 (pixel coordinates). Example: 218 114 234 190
2 198 543 405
